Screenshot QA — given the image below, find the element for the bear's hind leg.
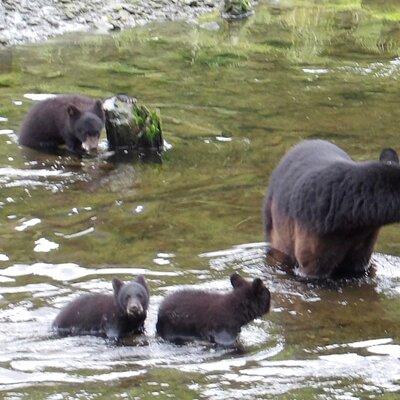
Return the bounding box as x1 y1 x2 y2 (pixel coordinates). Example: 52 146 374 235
334 230 379 278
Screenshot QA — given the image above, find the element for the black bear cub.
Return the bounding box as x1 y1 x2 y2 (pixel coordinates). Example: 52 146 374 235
156 273 270 346
53 276 149 340
19 95 105 154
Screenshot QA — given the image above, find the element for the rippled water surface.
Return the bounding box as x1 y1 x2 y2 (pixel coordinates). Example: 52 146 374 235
1 0 400 398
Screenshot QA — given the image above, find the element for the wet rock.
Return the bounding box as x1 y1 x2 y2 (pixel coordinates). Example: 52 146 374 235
0 35 8 46
222 0 254 20
103 95 164 161
200 21 220 31
121 4 136 14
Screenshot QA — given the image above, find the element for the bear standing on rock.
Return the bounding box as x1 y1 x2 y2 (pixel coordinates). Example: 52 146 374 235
18 95 105 154
53 276 150 340
156 273 270 346
264 139 400 279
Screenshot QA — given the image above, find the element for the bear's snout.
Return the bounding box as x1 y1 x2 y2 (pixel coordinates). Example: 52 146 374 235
126 298 143 317
82 136 99 152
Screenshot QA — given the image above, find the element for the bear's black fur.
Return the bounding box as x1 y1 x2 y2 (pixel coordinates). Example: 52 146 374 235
379 148 399 164
53 276 149 340
156 273 270 346
18 95 105 154
264 139 400 278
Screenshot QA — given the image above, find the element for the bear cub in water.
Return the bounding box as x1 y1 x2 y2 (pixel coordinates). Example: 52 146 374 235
156 273 270 346
53 276 149 340
19 95 105 154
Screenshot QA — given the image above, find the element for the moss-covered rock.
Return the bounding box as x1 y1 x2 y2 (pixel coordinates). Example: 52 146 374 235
103 95 163 160
222 0 253 20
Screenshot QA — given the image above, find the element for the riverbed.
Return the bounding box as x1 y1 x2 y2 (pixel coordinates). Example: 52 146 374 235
0 1 400 398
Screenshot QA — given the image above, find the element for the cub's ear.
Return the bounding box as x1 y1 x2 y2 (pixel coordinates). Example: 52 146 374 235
93 100 104 118
67 104 81 119
112 278 124 296
252 278 266 293
379 148 399 164
136 275 149 295
230 273 246 288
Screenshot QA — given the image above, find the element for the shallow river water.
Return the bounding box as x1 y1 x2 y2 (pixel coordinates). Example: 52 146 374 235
0 0 400 399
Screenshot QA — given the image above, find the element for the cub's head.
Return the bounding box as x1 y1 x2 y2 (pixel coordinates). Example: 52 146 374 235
112 275 150 319
379 148 399 165
230 273 271 317
67 100 104 152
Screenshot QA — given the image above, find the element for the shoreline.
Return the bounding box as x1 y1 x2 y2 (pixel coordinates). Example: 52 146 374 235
0 0 220 47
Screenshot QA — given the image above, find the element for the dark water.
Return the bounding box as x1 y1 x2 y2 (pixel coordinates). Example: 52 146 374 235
0 0 400 398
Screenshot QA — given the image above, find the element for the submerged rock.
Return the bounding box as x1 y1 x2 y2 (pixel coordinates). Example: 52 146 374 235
103 95 163 161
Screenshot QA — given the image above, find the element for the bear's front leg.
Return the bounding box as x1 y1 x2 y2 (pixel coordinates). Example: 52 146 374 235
294 225 343 278
65 137 85 155
211 329 238 347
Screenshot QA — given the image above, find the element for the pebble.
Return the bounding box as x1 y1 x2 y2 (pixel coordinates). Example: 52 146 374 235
0 0 221 46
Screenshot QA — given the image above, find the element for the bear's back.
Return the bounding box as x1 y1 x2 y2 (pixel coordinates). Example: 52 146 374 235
159 289 225 317
269 140 352 200
266 140 356 231
53 293 116 335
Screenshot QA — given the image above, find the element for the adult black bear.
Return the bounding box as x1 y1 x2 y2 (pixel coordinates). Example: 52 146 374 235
156 273 270 346
264 139 400 278
18 95 104 154
53 276 149 340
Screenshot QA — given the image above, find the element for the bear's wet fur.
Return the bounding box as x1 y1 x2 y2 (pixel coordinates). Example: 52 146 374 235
264 139 400 278
156 273 270 346
53 276 149 340
18 95 105 154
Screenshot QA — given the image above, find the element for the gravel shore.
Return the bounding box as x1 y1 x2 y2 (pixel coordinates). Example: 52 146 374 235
0 0 221 47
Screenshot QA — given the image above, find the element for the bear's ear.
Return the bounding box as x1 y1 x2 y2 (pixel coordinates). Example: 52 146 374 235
93 100 104 118
230 273 246 289
136 275 149 296
379 148 399 164
112 278 124 296
252 278 265 294
67 104 81 119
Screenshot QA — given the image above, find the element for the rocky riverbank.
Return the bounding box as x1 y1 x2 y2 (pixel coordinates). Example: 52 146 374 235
0 0 220 47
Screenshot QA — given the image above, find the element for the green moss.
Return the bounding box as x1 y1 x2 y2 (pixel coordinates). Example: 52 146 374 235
0 73 20 87
130 103 163 147
224 0 253 15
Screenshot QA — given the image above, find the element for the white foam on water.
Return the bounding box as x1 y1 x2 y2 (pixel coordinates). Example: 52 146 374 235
33 238 59 253
303 68 329 74
0 263 182 281
56 227 94 239
216 136 232 142
23 93 57 101
134 205 144 213
157 253 175 258
0 276 14 283
0 167 73 178
367 344 400 357
153 258 170 265
15 218 41 232
348 338 393 349
0 254 9 261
